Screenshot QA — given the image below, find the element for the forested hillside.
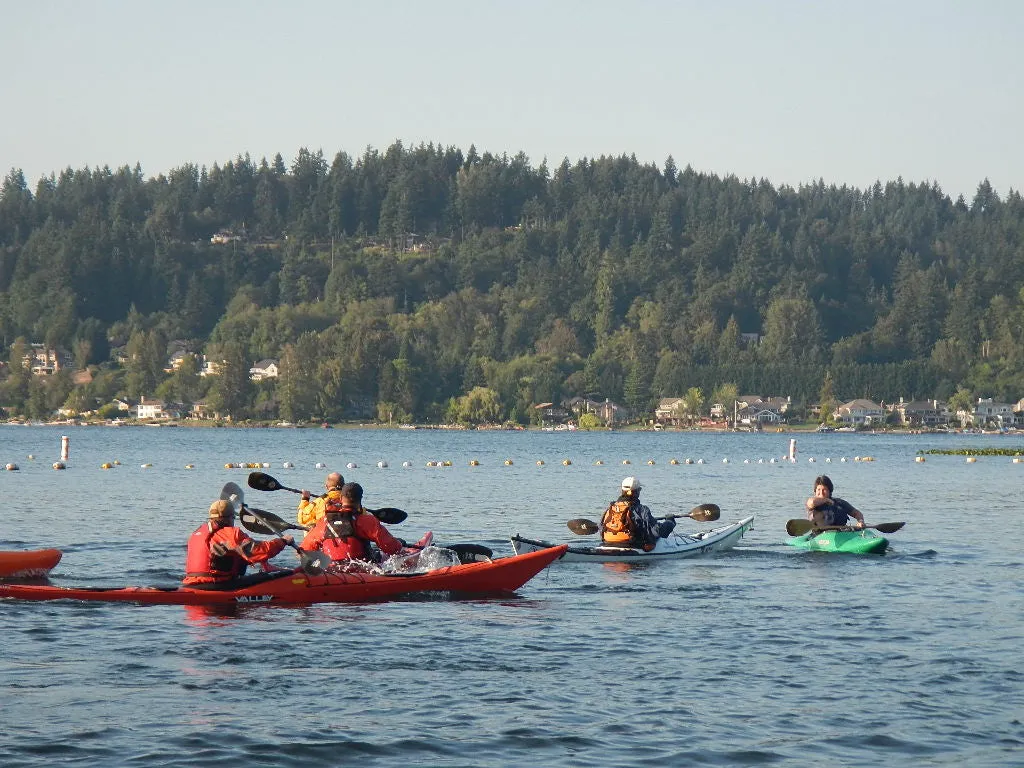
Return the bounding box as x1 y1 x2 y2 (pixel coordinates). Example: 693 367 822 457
0 141 1022 423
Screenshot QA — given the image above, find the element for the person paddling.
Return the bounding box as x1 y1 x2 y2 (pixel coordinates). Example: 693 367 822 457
805 475 865 529
301 482 402 564
183 500 293 586
296 471 345 527
599 477 676 550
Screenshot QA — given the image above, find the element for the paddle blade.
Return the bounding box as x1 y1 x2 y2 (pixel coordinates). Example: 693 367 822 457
369 507 407 525
873 522 906 533
567 518 599 535
689 503 721 522
786 519 814 536
220 482 246 513
247 472 282 492
240 506 308 535
298 548 331 574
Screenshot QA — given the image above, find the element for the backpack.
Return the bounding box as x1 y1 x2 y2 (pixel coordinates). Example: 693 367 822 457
601 499 636 544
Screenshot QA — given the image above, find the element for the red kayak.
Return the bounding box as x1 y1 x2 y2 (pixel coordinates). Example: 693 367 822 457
0 545 566 606
0 549 63 578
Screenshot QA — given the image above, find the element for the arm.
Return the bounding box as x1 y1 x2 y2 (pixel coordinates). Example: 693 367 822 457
219 528 288 565
356 512 403 556
300 520 327 552
297 496 325 527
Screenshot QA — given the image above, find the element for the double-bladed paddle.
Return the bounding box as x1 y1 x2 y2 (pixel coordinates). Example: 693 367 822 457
246 471 408 525
567 503 721 536
218 483 329 574
236 504 493 564
785 519 906 536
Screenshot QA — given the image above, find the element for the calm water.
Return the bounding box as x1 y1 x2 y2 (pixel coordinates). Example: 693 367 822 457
1 425 1021 767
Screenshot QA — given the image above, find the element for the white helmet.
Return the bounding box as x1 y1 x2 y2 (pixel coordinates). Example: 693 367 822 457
621 476 641 493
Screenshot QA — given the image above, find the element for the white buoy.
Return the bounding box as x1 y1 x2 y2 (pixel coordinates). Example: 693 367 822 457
283 461 294 468
6 463 19 471
402 461 412 468
61 435 70 461
377 460 388 468
52 461 65 470
346 462 357 469
721 458 728 464
915 456 926 463
743 459 750 464
314 462 326 469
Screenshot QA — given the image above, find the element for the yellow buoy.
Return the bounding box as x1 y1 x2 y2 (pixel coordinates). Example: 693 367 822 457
141 463 153 469
442 460 452 467
185 464 195 469
594 460 604 465
669 458 679 465
966 456 977 463
504 459 513 465
52 461 66 470
862 456 874 462
6 463 19 471
469 459 480 466
622 459 631 465
646 459 655 465
562 459 571 465
101 462 113 469
536 460 545 466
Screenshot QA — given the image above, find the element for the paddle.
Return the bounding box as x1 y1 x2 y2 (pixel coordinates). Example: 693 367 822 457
567 503 721 535
238 506 494 563
219 483 329 573
246 471 408 525
785 519 906 536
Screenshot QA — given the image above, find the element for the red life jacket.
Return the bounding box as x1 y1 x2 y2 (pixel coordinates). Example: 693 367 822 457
601 499 637 544
184 523 239 581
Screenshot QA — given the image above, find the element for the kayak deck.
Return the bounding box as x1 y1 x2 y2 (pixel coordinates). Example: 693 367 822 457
511 516 754 562
785 529 889 554
0 549 63 579
0 545 566 605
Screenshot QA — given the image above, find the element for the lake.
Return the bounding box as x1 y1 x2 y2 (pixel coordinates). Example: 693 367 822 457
1 425 1021 767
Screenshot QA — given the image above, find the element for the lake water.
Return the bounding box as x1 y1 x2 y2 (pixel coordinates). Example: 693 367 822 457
1 425 1021 767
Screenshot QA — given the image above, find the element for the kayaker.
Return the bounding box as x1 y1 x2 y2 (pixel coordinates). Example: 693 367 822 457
805 475 865 529
599 477 676 550
183 500 293 586
296 471 345 527
301 482 403 563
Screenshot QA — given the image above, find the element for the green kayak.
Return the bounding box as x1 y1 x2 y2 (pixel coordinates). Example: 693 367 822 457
786 528 889 554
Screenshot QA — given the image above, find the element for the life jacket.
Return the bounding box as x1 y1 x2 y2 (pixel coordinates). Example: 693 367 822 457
184 523 239 580
601 499 637 544
321 503 369 560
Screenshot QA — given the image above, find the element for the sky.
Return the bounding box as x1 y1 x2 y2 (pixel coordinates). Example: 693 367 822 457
3 0 1021 201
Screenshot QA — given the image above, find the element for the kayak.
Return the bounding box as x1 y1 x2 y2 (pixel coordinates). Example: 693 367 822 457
0 549 63 578
510 516 754 563
0 545 566 606
786 529 889 554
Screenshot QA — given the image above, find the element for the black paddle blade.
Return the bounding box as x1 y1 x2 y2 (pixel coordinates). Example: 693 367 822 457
247 472 282 492
369 507 407 525
446 543 494 559
239 507 284 535
872 522 906 533
567 518 599 535
298 548 331 574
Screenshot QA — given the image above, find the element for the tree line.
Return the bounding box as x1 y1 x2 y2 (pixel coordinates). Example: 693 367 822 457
0 140 1022 423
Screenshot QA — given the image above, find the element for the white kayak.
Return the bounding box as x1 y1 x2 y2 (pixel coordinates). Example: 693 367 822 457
510 516 754 563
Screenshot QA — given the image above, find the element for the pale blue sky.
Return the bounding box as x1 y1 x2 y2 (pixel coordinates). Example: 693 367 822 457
4 0 1020 201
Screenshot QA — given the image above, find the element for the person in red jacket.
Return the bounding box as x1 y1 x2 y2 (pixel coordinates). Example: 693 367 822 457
183 499 293 585
301 482 402 563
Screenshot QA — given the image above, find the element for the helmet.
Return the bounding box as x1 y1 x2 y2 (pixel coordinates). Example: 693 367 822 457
208 499 234 520
621 476 641 493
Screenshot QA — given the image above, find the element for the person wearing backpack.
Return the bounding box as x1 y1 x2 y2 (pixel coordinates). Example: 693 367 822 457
599 477 676 550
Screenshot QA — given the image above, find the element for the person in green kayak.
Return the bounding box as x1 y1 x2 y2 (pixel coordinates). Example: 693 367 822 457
805 475 865 529
184 500 293 586
296 471 345 527
599 476 676 550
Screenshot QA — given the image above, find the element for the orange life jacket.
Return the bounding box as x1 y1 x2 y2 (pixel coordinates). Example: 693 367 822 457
601 499 637 544
184 523 240 581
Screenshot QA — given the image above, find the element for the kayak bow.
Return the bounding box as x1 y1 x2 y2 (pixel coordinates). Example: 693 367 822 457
0 549 63 579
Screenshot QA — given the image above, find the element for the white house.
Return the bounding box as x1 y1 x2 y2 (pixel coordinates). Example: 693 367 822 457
137 396 165 420
834 399 885 426
249 359 280 381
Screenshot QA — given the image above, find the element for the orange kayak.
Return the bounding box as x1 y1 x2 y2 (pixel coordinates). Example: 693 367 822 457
0 545 565 605
0 549 63 578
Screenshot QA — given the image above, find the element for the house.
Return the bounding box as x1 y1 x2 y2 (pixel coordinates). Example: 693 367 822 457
533 402 571 425
249 359 280 381
834 399 885 426
24 344 73 376
893 398 948 427
137 396 166 420
190 401 213 420
655 397 685 425
165 350 192 372
200 359 223 377
971 397 1015 428
210 230 244 244
566 396 627 426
